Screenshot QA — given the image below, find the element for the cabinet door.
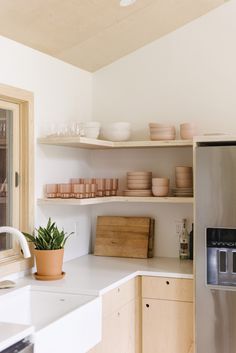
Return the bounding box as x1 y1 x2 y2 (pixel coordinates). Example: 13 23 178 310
88 299 136 353
142 298 193 353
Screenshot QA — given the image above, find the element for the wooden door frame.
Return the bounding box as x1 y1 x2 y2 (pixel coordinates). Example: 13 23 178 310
0 83 34 276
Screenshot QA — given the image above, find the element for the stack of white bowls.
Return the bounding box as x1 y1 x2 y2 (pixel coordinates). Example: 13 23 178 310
124 172 152 197
149 123 176 141
173 166 193 197
152 178 169 197
100 122 131 141
82 122 101 139
180 123 197 140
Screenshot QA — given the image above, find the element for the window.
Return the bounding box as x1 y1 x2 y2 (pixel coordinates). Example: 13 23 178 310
0 84 34 275
0 101 20 260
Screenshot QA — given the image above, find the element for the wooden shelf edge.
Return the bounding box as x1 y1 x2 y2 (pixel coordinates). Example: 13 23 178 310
37 136 193 149
37 196 194 206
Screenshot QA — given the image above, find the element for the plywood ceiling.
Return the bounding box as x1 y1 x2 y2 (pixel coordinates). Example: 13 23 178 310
0 0 226 72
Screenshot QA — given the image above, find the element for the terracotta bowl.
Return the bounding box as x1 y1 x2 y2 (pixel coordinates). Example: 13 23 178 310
149 123 175 129
175 166 192 173
127 176 151 181
152 186 169 197
152 178 169 186
150 133 176 141
127 171 152 176
128 183 151 190
176 180 193 188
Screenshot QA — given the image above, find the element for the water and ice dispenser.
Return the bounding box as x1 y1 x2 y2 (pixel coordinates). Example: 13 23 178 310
207 228 236 286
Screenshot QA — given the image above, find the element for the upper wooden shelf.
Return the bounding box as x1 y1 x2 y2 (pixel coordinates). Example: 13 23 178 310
38 196 194 206
38 136 193 149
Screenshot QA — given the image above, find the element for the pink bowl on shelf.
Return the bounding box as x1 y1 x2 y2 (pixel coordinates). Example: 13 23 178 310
152 186 169 197
152 178 169 186
175 166 192 173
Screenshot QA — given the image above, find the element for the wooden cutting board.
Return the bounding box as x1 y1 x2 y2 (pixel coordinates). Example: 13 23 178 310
94 216 151 259
148 218 155 258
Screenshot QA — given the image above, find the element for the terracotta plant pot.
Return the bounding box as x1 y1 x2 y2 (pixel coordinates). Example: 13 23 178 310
34 248 64 277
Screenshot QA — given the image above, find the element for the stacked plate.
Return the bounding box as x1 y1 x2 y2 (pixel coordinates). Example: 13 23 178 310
172 187 193 197
124 172 152 197
149 123 176 141
173 166 193 197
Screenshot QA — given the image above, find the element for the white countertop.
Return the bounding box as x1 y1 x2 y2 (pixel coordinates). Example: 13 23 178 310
0 323 34 351
0 255 193 351
21 254 193 295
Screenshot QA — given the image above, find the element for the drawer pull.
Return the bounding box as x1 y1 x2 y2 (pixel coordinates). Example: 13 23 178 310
146 303 150 308
117 287 120 293
166 281 170 285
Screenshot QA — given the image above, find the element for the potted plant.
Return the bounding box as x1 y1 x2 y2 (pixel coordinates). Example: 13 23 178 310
24 218 73 280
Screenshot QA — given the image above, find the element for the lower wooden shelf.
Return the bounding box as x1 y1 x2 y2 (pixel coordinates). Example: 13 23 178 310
37 196 194 206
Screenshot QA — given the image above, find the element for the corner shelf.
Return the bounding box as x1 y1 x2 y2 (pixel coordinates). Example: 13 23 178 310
38 196 194 206
38 136 193 149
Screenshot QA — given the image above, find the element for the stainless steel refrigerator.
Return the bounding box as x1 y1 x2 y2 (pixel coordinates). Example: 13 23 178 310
195 142 236 353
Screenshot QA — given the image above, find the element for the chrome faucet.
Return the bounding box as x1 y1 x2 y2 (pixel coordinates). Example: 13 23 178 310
0 226 31 258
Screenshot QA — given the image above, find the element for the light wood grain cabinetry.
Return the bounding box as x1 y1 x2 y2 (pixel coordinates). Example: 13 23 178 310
142 276 193 353
88 277 140 353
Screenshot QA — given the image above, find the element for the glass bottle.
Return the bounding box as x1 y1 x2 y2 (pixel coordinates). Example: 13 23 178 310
189 223 194 260
179 218 189 260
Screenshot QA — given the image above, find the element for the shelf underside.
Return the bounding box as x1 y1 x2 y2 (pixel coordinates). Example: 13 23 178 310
38 196 194 206
38 136 193 149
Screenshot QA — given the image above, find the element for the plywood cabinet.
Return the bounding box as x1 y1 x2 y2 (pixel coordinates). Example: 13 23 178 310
88 277 140 353
142 276 193 353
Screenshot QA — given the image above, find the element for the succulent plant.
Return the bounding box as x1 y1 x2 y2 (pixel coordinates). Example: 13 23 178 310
23 218 73 250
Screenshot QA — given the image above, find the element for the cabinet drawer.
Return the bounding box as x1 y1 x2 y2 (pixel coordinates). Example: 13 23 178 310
103 277 139 317
142 276 193 302
142 298 193 353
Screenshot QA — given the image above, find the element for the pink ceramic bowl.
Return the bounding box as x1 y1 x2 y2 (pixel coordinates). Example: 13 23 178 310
176 180 193 188
152 186 169 197
152 178 169 186
175 166 192 173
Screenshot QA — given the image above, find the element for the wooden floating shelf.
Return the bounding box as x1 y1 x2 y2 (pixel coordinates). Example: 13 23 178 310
38 136 193 149
38 196 194 206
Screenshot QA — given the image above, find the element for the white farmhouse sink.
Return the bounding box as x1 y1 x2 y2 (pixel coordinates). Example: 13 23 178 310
0 285 101 353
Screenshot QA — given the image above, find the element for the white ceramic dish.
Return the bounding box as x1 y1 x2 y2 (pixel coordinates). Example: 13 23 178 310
83 127 100 139
100 129 130 141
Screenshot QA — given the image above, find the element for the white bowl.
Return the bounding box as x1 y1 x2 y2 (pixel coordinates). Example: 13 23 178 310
100 128 131 141
83 127 100 139
102 122 131 130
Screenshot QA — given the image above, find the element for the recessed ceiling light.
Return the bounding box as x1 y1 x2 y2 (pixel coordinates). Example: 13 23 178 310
120 0 136 7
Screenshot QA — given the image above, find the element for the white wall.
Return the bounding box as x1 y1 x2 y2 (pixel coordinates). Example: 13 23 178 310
93 0 236 139
92 0 236 257
0 36 93 261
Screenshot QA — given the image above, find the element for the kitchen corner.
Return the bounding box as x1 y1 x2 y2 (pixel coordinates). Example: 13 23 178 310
0 255 193 353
